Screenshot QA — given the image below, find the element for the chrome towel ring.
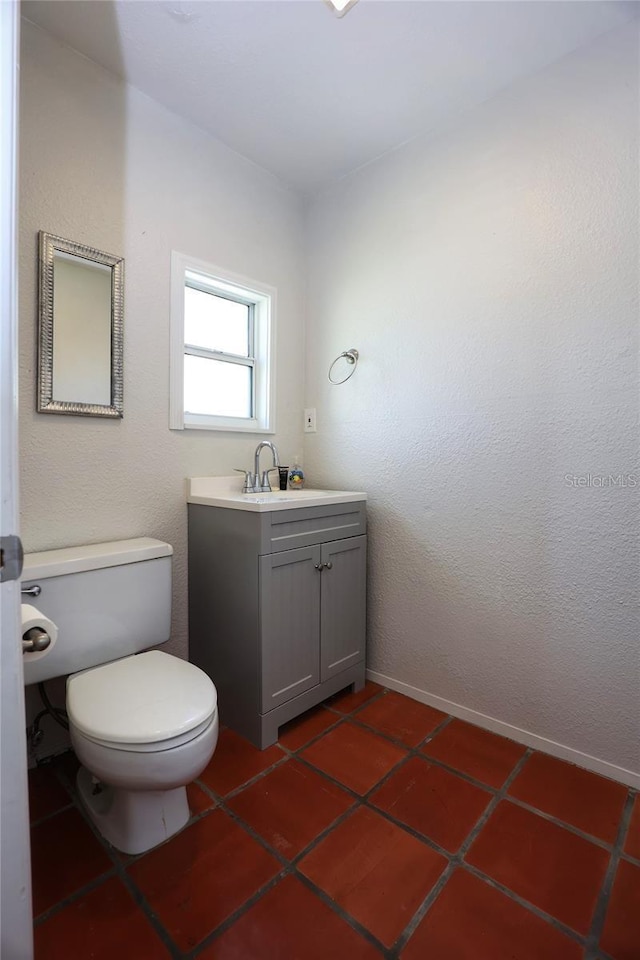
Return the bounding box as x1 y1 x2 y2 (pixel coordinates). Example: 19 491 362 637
328 348 359 384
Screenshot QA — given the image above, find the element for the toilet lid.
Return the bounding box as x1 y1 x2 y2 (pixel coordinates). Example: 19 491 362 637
67 650 217 746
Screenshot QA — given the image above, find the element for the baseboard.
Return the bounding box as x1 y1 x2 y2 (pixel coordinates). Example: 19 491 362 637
366 669 640 790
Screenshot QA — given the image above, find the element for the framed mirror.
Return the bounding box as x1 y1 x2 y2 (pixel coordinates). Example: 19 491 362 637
38 231 124 418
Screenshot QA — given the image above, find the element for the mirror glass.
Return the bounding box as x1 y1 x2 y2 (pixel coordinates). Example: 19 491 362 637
38 232 124 418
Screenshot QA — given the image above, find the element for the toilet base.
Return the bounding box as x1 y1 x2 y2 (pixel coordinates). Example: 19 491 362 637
76 766 190 855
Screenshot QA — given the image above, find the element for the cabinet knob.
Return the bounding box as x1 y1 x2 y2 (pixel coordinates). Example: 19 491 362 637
323 561 333 570
314 562 323 570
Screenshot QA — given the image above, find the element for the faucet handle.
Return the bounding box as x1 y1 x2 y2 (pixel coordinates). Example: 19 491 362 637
259 468 279 493
234 468 258 494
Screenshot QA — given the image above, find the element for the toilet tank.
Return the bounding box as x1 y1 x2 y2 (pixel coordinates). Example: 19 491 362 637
21 538 173 686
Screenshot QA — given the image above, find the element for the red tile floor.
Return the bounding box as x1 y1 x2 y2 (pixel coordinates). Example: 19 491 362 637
30 683 639 959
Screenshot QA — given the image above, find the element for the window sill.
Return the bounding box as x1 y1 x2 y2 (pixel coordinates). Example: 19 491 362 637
173 419 275 435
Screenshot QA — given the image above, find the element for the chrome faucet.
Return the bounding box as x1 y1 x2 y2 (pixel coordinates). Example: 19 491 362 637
234 441 280 494
254 441 280 493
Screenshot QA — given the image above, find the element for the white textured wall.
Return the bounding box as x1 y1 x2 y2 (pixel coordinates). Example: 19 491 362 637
19 21 305 667
304 24 640 776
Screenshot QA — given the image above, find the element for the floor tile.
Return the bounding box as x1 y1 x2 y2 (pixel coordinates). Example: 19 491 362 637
356 692 447 747
299 806 447 947
508 753 628 843
127 809 280 952
227 759 354 858
326 680 383 714
200 875 382 960
187 781 215 816
198 728 286 796
623 794 640 861
300 722 406 795
370 756 491 853
422 719 526 789
466 800 610 935
31 808 113 916
400 867 583 960
28 766 71 823
278 705 338 750
34 876 171 960
600 859 640 960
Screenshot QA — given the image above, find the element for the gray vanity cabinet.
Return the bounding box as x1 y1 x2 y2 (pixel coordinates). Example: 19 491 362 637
188 500 367 748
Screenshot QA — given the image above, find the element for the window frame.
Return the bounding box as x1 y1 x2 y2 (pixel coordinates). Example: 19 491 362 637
170 251 276 433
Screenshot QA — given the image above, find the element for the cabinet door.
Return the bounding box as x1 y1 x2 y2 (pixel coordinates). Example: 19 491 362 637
320 536 366 682
260 545 321 711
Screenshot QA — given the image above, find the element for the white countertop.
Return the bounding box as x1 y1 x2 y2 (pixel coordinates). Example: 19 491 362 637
187 476 367 512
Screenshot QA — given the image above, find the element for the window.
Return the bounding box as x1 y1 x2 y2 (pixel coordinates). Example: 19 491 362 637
170 252 275 432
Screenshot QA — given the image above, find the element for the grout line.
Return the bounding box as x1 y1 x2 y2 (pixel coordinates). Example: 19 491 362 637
620 850 640 867
322 684 388 719
415 751 501 792
459 749 531 857
32 867 117 927
220 800 301 872
187 870 289 959
117 869 183 960
279 711 346 752
213 753 291 802
28 800 76 829
584 789 636 957
462 861 586 946
290 799 362 866
348 711 454 755
388 862 456 958
292 749 404 805
504 795 615 852
192 777 220 806
294 870 392 957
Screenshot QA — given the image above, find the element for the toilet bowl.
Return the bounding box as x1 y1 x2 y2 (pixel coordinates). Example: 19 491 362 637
22 538 220 855
67 650 218 854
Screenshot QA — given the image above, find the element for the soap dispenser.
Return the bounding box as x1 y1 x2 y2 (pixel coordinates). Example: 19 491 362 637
288 456 304 490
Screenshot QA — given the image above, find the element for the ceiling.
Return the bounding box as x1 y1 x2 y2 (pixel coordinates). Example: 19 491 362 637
22 0 639 194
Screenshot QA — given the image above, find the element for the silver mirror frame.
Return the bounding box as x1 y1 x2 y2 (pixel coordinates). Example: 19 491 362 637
37 231 124 418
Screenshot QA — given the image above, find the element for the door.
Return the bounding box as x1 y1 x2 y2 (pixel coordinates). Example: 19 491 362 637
260 545 321 711
1 4 34 957
320 536 366 682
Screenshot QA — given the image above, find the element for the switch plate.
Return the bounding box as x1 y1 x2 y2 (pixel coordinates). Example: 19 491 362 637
304 408 317 433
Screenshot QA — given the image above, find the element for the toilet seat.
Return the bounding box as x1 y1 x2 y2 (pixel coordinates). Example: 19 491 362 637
67 650 217 749
73 715 216 753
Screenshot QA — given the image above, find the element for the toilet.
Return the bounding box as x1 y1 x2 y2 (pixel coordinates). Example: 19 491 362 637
22 538 218 855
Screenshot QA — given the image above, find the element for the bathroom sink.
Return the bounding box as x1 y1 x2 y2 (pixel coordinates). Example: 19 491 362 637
187 477 366 512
